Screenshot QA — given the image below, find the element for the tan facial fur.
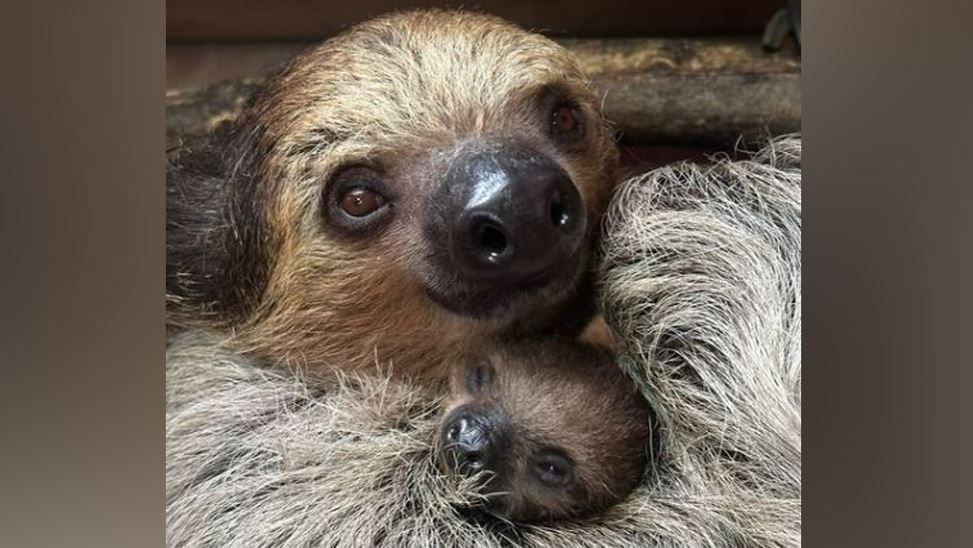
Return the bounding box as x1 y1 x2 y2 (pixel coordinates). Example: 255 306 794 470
437 339 651 522
166 10 619 377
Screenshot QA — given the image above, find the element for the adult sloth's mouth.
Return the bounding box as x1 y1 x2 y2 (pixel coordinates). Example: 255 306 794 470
423 254 583 321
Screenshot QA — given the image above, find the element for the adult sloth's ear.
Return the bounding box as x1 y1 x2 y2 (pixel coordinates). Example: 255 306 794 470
166 122 274 330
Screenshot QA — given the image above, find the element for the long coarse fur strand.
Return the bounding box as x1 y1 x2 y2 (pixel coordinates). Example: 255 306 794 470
166 135 801 547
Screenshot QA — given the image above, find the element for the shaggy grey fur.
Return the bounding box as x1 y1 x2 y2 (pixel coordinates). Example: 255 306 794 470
166 135 802 547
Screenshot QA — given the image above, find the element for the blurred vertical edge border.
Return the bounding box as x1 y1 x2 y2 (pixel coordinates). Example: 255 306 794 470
803 0 973 545
0 0 971 546
0 0 164 546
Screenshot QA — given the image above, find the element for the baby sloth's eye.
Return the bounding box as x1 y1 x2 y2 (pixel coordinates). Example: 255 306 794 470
532 450 575 488
340 188 386 217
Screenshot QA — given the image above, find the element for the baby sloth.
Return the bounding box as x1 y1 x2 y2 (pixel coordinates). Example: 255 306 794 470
437 339 651 522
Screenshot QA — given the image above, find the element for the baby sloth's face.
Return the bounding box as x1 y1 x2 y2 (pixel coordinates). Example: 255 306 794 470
436 340 651 522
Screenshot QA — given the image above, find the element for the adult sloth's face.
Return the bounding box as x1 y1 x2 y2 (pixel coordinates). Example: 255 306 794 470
166 11 619 375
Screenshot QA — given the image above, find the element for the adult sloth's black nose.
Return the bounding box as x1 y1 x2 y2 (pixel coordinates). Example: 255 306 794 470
444 143 586 287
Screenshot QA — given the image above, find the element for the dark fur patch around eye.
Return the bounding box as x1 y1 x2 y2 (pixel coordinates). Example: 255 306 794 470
166 121 276 326
466 361 494 393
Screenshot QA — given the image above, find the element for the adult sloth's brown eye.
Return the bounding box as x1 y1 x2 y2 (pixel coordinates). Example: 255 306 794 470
323 166 395 236
551 105 579 135
340 188 385 217
548 100 585 145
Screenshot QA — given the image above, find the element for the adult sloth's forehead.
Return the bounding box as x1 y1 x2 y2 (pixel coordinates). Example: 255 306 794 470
326 10 584 85
261 21 587 139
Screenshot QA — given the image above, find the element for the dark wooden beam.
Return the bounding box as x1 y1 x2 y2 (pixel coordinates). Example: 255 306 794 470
570 38 800 143
167 0 783 42
166 37 799 146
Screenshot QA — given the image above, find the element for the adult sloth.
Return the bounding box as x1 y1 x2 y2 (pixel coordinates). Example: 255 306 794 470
166 10 619 377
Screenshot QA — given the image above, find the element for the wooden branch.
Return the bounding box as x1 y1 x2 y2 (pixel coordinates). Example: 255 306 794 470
166 37 799 146
569 38 801 144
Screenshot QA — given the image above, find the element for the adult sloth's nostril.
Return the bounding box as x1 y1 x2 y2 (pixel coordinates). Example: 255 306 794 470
462 215 512 265
478 224 508 256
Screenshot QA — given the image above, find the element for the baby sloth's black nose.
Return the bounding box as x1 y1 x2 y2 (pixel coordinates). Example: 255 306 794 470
441 412 498 475
445 144 586 286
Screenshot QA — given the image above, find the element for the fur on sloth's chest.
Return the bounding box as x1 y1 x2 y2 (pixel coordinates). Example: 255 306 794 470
222 290 609 379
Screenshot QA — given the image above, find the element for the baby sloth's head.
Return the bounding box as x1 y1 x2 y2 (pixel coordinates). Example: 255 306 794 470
436 339 651 522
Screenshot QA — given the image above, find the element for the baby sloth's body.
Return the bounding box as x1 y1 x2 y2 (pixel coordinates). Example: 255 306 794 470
437 339 651 522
